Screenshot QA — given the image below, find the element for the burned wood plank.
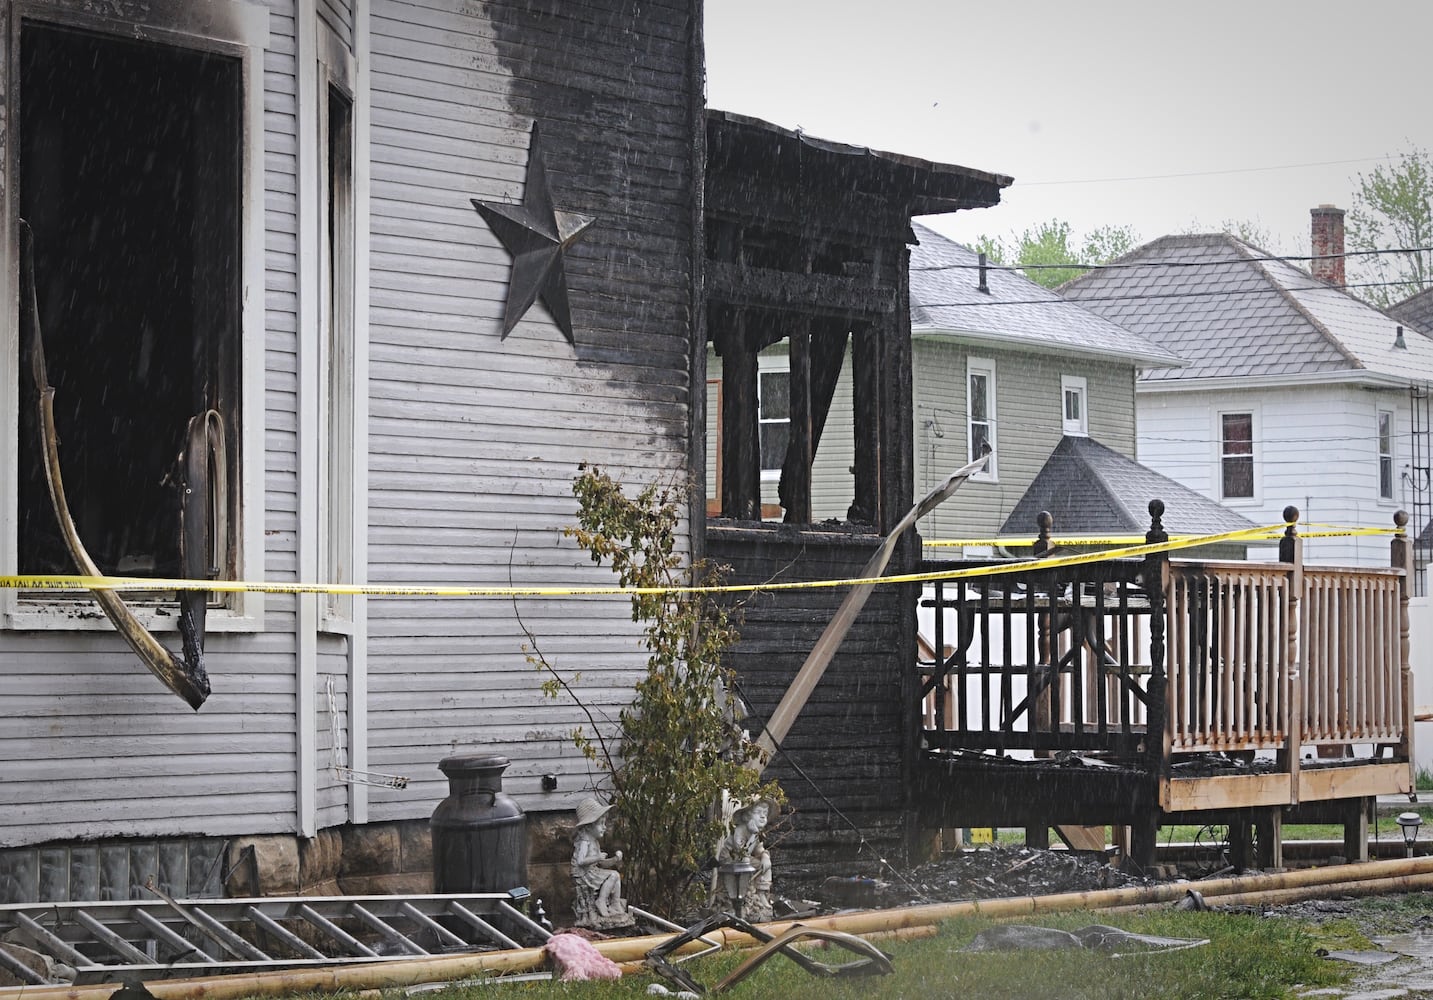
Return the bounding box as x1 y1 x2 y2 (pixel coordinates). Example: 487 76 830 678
705 175 910 237
706 262 896 317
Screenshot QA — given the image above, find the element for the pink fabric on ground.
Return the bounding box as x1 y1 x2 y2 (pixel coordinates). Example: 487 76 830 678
544 932 623 981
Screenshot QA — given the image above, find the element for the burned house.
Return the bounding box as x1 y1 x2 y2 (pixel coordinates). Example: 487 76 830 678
0 0 1016 904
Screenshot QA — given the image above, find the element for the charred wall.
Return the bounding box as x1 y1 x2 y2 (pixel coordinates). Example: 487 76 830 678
708 525 918 872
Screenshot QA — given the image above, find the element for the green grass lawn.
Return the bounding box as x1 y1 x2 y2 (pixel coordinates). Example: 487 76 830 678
366 909 1351 1000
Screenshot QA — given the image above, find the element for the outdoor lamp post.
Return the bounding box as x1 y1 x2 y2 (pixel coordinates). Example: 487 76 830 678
718 860 757 920
1397 812 1423 858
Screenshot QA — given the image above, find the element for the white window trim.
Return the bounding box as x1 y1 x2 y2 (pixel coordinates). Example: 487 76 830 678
1215 407 1259 506
0 0 268 631
1377 406 1396 504
1061 375 1088 437
967 357 997 481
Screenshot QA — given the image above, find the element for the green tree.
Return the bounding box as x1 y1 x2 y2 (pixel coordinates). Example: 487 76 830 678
1347 146 1433 307
1185 217 1283 254
973 220 1140 288
526 466 781 916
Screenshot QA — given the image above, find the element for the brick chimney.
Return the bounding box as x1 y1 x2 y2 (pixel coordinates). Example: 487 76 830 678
1311 204 1345 286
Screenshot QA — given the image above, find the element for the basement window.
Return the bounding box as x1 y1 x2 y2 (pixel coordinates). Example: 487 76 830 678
6 10 265 627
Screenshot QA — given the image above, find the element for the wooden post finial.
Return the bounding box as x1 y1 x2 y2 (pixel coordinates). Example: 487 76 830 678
1146 499 1166 544
1280 506 1300 564
1034 511 1052 557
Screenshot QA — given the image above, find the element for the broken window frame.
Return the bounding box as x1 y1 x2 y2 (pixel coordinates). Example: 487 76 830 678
0 0 268 632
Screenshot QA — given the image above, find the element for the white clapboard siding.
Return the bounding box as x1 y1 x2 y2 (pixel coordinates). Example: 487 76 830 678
362 0 696 822
318 0 352 50
316 645 351 829
1138 382 1409 566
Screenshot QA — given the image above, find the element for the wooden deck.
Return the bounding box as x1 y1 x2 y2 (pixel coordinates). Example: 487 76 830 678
914 506 1414 870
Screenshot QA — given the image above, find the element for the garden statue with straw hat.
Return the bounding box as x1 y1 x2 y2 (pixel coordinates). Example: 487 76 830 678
711 793 776 921
571 796 634 929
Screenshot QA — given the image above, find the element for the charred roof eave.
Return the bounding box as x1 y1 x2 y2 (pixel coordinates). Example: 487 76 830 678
706 109 1011 216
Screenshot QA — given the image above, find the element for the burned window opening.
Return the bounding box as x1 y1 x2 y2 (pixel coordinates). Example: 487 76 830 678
17 22 242 583
22 219 213 709
322 78 357 623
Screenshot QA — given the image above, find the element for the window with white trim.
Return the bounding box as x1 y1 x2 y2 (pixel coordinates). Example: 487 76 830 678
1220 411 1255 500
1061 375 1088 436
1378 408 1395 501
758 366 790 481
4 5 266 627
967 358 997 478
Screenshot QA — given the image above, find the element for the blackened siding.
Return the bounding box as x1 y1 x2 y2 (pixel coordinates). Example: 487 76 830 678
708 528 914 868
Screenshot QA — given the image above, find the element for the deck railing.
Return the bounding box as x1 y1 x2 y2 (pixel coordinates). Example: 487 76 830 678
1166 562 1292 753
919 506 1168 762
920 508 1413 770
1301 566 1405 746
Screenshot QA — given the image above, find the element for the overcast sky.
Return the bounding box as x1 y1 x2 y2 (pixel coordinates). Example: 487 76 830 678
704 1 1433 259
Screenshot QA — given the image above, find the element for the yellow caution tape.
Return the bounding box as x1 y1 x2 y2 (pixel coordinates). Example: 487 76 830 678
1 520 1342 598
927 534 1206 548
925 524 1397 548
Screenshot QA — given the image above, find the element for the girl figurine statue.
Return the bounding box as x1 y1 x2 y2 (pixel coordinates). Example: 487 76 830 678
571 797 634 929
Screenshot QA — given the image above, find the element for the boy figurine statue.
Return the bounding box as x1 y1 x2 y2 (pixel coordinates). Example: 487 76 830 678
714 796 775 921
571 797 634 929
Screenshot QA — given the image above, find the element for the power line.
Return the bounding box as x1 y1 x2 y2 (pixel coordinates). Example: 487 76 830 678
1013 155 1395 187
914 278 1423 309
910 244 1433 273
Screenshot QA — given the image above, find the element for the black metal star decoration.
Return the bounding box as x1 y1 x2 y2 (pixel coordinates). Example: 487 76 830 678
471 123 595 343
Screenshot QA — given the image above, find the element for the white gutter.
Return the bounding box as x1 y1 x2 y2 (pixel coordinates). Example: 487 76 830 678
1137 369 1419 394
913 326 1185 369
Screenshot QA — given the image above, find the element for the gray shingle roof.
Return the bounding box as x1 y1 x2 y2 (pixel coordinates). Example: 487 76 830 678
1059 233 1433 383
908 222 1182 367
999 436 1259 537
1391 286 1433 337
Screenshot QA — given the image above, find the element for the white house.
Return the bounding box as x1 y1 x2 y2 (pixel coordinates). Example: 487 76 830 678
1062 207 1433 573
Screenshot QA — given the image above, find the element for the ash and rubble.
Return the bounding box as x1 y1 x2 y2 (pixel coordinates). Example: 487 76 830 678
780 846 1155 913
